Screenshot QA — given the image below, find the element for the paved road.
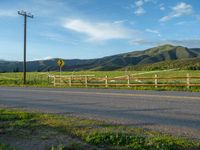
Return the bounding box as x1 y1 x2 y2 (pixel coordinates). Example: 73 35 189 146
0 87 200 138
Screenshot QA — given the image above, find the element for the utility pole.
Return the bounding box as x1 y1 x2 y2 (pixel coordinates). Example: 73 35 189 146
18 10 33 84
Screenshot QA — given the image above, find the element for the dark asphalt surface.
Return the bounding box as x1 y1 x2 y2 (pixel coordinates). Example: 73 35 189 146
0 87 200 138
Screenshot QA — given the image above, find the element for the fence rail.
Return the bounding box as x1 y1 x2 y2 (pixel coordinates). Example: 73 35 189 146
48 74 200 88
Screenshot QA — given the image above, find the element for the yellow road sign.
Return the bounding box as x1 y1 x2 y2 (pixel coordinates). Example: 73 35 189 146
57 59 65 68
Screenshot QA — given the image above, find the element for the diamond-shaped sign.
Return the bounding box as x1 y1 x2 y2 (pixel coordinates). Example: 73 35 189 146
57 59 65 68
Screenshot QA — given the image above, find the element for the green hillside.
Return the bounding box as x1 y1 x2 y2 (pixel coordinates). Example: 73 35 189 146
1 44 200 72
124 57 200 71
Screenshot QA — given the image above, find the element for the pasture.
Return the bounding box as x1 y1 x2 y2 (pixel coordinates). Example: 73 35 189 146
0 70 200 91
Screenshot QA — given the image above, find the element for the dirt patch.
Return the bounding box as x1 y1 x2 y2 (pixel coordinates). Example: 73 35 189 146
0 119 94 150
0 127 92 150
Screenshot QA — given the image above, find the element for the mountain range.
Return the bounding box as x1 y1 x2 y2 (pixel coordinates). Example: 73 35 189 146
1 44 200 72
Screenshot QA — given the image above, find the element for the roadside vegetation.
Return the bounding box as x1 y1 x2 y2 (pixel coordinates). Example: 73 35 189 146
0 108 200 150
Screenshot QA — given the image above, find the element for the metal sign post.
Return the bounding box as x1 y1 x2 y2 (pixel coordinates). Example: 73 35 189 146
59 66 61 75
57 59 65 84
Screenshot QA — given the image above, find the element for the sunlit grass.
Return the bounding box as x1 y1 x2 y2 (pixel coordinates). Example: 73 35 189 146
0 108 200 150
0 70 200 91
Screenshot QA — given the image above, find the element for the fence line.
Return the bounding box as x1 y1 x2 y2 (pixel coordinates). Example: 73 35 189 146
48 74 200 88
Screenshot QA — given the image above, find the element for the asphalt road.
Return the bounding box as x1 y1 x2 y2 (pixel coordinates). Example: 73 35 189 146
0 87 200 138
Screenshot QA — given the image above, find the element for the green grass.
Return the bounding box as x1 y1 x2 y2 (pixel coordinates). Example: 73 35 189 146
0 72 50 86
0 143 18 150
0 108 200 150
0 70 200 91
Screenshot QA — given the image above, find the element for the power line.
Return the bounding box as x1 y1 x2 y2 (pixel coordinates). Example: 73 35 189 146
18 10 33 84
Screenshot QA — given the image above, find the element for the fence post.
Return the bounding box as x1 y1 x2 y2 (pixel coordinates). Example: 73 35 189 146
69 77 72 87
105 76 108 87
47 75 49 84
53 76 56 87
127 75 130 88
155 74 158 88
187 73 190 89
85 76 88 87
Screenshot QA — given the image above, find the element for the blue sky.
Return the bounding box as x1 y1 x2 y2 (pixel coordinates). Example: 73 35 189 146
0 0 200 61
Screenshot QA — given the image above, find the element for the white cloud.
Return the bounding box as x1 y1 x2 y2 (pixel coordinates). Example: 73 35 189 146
129 39 146 45
33 56 53 61
43 56 53 60
130 39 200 48
145 29 161 37
135 0 144 7
133 0 156 16
160 2 193 22
134 0 145 15
0 10 17 17
134 7 146 15
175 21 186 25
113 20 127 24
63 19 137 41
159 4 165 11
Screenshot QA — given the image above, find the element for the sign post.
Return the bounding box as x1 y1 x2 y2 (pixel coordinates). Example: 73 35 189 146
57 59 65 84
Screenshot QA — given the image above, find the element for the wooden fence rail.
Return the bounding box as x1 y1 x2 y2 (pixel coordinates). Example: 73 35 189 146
48 74 200 88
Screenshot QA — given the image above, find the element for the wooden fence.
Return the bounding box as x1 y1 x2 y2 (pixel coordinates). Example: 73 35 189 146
48 74 200 88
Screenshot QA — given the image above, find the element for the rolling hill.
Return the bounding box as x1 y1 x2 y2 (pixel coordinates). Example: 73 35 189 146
1 44 200 72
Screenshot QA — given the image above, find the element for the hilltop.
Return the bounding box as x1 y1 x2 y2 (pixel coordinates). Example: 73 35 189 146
1 44 200 72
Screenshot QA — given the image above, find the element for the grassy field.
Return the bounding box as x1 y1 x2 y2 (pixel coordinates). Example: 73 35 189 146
0 108 200 150
0 70 200 91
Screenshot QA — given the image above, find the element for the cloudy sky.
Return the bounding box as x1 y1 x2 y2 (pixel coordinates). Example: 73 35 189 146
0 0 200 61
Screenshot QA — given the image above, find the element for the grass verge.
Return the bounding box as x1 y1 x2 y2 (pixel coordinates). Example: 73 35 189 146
0 108 200 150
